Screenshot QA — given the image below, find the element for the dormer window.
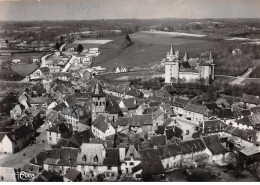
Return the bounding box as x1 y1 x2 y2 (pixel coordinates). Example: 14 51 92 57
82 155 87 161
94 155 98 162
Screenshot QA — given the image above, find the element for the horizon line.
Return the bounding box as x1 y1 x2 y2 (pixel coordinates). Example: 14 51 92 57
1 17 260 22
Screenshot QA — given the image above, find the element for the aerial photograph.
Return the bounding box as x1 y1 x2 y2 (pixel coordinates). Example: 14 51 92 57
0 0 260 182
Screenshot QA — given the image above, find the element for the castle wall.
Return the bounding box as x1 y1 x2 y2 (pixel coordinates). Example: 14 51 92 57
165 64 172 84
165 62 179 83
179 72 200 82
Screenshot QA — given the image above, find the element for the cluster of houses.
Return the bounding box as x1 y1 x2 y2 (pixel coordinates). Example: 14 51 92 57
1 71 260 182
26 44 104 82
0 43 260 182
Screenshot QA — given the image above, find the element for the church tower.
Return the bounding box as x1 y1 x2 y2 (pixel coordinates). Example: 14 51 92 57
165 45 180 84
91 82 106 121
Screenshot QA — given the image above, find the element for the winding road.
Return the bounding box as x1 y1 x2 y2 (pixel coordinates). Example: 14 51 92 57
230 67 255 85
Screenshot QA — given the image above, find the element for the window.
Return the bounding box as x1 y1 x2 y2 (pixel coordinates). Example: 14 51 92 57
49 136 52 141
130 162 134 166
107 166 112 170
100 102 102 106
96 102 98 106
49 131 51 136
186 130 190 135
94 155 98 162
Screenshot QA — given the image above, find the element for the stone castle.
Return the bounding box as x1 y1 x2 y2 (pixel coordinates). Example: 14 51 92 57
164 46 215 84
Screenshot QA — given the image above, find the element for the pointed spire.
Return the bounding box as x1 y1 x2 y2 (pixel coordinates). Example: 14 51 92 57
91 82 106 97
170 45 174 56
209 51 213 60
183 51 189 62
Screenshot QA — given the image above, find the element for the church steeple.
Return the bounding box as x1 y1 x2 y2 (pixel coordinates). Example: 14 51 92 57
91 82 106 97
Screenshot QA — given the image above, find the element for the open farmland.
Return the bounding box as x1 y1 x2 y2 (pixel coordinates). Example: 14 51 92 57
93 31 246 70
65 39 113 50
11 63 38 77
0 52 43 64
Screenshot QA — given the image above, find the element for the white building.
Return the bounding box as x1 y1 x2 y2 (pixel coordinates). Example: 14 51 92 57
91 115 116 140
164 46 215 84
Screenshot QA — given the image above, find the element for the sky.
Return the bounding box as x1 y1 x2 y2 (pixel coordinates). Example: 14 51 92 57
0 0 260 21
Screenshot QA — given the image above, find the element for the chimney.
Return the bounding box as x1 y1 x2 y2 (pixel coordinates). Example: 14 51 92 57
35 157 38 164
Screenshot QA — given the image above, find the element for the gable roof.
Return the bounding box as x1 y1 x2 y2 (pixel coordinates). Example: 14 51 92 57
163 117 175 127
241 94 260 105
6 125 34 142
139 149 165 176
47 123 72 139
22 163 42 175
39 67 50 73
77 143 105 166
105 98 122 114
92 115 111 133
157 138 206 159
151 135 167 146
126 88 143 97
103 148 120 167
201 135 228 155
184 103 209 115
43 148 78 166
121 98 137 110
205 103 221 111
224 125 258 143
162 84 176 93
64 169 81 181
171 97 190 108
202 119 227 133
125 144 140 160
218 109 235 119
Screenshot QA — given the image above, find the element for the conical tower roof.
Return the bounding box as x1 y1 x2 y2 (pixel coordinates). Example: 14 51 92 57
169 45 174 56
91 82 106 97
183 51 189 62
209 51 213 60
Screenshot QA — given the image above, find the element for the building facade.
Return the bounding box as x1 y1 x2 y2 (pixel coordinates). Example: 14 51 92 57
164 46 215 85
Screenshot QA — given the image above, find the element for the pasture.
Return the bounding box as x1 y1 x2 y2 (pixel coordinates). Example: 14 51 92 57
65 39 113 50
11 63 38 77
93 31 245 70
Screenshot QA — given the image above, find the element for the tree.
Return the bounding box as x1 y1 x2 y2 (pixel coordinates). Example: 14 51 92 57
227 46 233 54
76 44 84 53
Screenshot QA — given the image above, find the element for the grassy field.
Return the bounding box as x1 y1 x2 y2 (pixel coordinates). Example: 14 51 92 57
0 52 43 64
65 38 113 50
0 68 24 81
11 63 38 77
93 31 244 70
96 70 163 82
